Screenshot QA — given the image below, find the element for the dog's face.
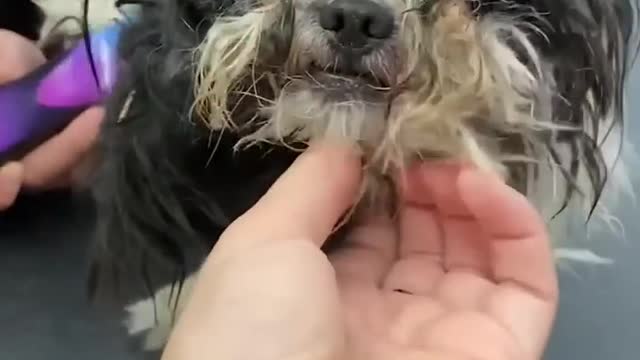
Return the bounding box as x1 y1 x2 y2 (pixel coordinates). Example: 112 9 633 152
194 0 537 174
185 0 637 204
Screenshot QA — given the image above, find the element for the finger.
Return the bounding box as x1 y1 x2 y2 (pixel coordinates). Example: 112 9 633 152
0 30 46 83
382 164 455 295
396 165 444 258
0 162 24 210
330 214 397 286
383 204 445 295
21 107 104 189
167 144 357 358
222 143 362 248
166 239 344 360
458 167 557 300
406 162 492 277
409 162 471 217
382 163 467 295
459 168 557 357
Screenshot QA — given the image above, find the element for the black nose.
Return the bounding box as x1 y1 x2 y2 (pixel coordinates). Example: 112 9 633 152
318 0 394 50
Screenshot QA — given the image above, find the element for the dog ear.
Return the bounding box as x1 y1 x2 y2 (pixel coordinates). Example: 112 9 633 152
86 71 228 303
84 8 229 302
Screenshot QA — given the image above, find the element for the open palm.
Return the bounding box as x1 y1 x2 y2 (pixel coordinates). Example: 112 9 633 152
163 152 558 360
330 163 558 360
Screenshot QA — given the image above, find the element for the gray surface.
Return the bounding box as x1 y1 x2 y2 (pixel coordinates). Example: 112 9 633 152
0 192 139 360
0 66 638 360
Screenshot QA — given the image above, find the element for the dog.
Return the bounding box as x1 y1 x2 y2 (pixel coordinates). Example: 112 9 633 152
8 0 640 352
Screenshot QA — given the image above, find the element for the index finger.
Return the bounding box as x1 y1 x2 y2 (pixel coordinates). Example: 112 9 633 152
219 143 363 248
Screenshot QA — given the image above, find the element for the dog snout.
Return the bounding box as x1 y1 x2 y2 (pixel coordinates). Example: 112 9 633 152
317 0 394 51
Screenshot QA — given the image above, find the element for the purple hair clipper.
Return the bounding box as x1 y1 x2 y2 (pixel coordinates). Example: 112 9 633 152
0 21 124 164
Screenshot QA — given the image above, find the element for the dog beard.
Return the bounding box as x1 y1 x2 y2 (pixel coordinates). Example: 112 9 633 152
192 0 557 194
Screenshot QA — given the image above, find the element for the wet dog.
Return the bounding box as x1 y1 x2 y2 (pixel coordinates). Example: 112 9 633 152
13 0 640 351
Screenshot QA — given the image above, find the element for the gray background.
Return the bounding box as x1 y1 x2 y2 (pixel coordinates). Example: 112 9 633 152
0 59 638 360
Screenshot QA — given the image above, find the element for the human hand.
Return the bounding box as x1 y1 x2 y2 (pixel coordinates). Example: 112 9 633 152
161 144 558 360
0 30 103 210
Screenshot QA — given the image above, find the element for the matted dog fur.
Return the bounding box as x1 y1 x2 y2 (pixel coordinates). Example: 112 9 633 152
12 0 640 351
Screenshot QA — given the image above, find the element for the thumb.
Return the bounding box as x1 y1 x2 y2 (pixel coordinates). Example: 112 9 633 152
221 143 363 248
162 143 359 360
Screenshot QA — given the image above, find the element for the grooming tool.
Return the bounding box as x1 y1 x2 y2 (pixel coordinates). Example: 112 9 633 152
0 21 124 165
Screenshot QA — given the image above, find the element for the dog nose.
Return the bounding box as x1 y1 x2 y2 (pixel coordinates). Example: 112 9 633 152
318 0 394 50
